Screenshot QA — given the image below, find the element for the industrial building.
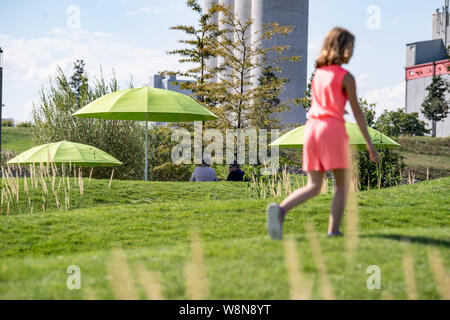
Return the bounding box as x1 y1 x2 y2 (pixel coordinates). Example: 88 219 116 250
143 74 192 96
405 1 450 137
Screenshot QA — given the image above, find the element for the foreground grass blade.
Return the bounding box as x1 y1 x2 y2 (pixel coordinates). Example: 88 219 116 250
136 264 164 300
305 222 335 300
427 246 450 300
106 248 138 300
184 232 209 300
402 241 418 300
283 235 313 300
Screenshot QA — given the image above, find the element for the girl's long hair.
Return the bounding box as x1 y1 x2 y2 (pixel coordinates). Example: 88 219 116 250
315 27 355 68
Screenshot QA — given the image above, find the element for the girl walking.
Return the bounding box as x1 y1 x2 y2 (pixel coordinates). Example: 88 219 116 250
267 27 380 239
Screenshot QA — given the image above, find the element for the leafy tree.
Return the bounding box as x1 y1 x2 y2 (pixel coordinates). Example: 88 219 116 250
165 1 302 164
163 0 221 114
421 75 449 137
300 71 315 113
376 109 430 137
250 66 282 129
69 60 88 108
212 5 301 130
32 62 146 180
358 98 377 127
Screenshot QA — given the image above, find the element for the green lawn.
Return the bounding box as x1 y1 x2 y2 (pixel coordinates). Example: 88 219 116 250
0 178 448 299
2 127 33 153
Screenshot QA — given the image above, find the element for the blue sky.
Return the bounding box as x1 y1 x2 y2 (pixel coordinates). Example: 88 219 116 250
0 0 446 122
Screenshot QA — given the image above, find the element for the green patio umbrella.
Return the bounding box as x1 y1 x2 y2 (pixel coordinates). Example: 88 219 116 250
73 86 218 181
7 141 122 167
270 122 400 150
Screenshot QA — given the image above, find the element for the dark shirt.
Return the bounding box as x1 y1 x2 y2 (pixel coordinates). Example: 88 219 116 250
227 169 246 182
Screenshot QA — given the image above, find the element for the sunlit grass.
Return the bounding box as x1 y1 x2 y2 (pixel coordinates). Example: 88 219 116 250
0 177 448 299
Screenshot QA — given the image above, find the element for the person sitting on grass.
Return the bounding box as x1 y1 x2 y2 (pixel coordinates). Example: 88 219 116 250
266 27 380 240
226 161 247 182
190 159 219 182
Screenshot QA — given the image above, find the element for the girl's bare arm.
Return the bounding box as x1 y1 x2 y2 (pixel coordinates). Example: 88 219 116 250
342 73 380 163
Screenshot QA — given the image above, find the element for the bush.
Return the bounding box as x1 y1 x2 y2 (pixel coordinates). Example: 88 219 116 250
17 122 32 128
357 149 405 190
211 164 231 181
31 61 146 180
2 119 14 127
1 150 16 166
375 109 430 137
357 100 405 190
153 162 193 182
147 125 180 180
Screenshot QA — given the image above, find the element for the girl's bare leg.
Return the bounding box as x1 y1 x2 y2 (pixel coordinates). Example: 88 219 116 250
328 169 351 235
280 171 325 214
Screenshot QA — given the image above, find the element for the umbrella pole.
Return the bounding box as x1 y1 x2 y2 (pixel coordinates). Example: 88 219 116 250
145 116 148 182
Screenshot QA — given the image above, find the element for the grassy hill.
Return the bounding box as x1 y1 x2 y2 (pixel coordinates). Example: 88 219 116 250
1 127 33 154
0 128 448 299
398 137 450 180
0 177 448 299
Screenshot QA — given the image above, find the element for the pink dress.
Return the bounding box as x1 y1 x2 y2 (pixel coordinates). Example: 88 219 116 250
302 65 350 172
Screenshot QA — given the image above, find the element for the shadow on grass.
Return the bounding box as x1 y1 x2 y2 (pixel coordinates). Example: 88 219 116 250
361 234 450 248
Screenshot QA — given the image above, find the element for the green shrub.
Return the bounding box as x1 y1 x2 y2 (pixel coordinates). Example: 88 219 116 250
147 125 180 180
17 122 32 128
357 149 405 190
212 164 231 181
375 109 430 137
357 100 405 190
31 61 147 180
2 119 14 127
153 162 193 182
1 150 16 165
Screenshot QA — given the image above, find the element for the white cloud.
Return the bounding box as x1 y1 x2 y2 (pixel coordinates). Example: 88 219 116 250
8 27 184 76
126 6 160 16
344 81 406 123
356 73 372 89
363 81 406 116
0 28 186 121
357 73 369 82
1 28 181 84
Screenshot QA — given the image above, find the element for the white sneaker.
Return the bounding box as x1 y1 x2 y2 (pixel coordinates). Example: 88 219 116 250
267 203 283 240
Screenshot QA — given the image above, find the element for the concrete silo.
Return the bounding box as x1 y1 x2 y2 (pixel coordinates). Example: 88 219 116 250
203 0 218 81
217 0 235 80
204 0 309 126
234 0 252 26
250 0 309 125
